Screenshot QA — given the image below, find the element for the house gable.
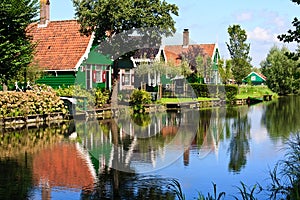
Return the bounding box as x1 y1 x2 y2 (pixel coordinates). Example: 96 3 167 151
243 72 267 85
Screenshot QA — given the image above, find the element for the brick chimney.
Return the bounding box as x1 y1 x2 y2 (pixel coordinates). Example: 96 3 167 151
183 29 189 48
39 0 50 27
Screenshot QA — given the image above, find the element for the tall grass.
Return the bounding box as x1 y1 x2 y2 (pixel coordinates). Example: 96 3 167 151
269 134 300 199
169 133 300 200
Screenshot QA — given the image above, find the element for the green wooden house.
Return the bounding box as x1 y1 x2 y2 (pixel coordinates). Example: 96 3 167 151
28 1 113 90
76 46 113 90
243 72 267 85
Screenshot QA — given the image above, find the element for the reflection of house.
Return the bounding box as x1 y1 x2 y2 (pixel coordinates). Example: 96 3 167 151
243 71 266 85
164 29 221 84
33 143 96 197
28 0 112 89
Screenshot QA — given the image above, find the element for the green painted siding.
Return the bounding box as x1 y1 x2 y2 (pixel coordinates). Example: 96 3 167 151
36 72 76 89
161 75 172 85
76 65 110 89
75 69 86 88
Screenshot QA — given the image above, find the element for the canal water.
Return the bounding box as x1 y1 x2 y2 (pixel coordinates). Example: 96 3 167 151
1 95 299 199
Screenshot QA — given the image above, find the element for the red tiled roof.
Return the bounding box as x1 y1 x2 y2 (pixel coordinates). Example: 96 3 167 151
257 72 267 80
27 20 92 70
164 44 216 66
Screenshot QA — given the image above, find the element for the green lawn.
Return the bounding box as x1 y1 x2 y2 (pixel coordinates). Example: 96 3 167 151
236 85 276 99
158 97 219 104
158 86 276 104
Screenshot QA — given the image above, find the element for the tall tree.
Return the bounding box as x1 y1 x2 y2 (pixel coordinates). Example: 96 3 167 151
226 24 252 85
278 0 300 62
218 59 232 84
261 45 299 95
0 0 38 88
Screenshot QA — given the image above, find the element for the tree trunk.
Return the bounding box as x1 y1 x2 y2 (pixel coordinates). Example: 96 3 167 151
111 79 119 109
2 83 7 91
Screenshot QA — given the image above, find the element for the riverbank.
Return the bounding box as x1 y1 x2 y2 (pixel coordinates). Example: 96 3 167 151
0 85 277 128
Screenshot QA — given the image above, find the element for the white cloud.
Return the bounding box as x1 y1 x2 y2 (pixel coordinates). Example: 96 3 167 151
247 27 280 43
236 12 253 21
273 16 285 28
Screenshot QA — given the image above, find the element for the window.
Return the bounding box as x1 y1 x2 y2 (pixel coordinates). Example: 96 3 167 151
124 69 131 85
251 75 256 81
95 65 103 83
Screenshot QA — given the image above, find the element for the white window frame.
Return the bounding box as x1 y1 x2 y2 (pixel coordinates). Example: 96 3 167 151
95 65 103 83
86 64 92 89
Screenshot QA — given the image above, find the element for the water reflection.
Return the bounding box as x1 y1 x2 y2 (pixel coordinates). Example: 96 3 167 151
76 110 198 173
0 156 32 200
227 107 251 172
33 142 96 198
1 96 300 199
262 95 300 140
0 124 73 199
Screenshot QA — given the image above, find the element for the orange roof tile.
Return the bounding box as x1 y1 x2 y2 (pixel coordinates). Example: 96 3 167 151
164 44 216 66
27 20 92 70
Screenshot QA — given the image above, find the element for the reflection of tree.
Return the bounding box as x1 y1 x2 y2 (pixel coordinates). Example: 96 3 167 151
196 109 212 146
0 124 71 157
262 96 300 140
228 107 251 172
0 157 33 200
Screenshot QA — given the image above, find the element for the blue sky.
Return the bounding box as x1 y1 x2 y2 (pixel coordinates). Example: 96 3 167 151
50 0 299 67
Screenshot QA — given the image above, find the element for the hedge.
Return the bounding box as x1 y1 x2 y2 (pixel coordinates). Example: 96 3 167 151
190 84 238 101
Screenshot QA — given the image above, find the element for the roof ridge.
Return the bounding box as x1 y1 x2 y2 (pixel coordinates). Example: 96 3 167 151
48 19 78 22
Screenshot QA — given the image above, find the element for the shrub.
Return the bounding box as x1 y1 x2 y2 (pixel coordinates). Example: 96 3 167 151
190 84 209 97
0 85 67 118
130 89 151 113
225 85 238 103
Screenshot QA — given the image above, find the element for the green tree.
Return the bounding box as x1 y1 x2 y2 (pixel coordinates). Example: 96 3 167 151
0 0 38 89
218 59 232 84
226 24 252 85
261 45 299 95
278 0 300 63
73 0 178 42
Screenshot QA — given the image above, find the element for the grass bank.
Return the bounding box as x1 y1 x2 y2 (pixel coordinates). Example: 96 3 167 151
158 85 277 104
236 85 277 99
